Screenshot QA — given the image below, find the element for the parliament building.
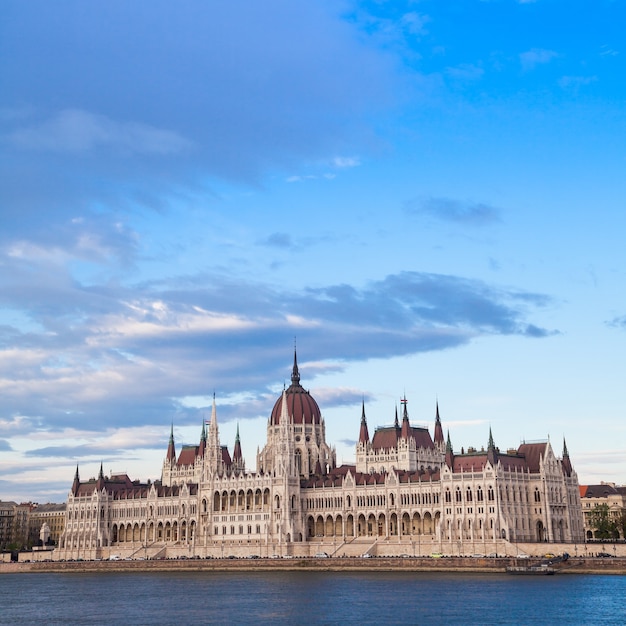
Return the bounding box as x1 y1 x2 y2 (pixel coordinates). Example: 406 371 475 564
57 351 585 560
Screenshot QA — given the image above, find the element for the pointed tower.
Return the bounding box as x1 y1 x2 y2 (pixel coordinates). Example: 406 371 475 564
394 405 400 429
96 462 105 491
562 437 573 476
233 423 243 471
72 464 80 496
487 427 498 466
166 423 176 464
358 401 370 445
445 431 454 468
207 394 222 473
291 346 300 386
198 420 207 459
401 398 411 440
434 401 445 450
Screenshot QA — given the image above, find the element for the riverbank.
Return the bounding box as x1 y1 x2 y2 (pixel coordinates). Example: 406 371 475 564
2 555 625 575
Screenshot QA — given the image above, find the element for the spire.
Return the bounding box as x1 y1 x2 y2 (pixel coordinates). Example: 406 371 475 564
209 393 218 432
96 462 105 490
394 405 399 429
72 464 80 495
166 422 176 463
445 431 454 468
291 346 301 387
434 401 444 445
401 397 411 439
358 400 370 444
562 437 573 476
198 420 207 458
233 423 242 463
487 427 497 465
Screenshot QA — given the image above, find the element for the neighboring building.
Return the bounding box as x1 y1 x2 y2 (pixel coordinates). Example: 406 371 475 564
580 483 626 540
0 501 32 550
0 501 17 550
28 503 67 547
57 351 585 560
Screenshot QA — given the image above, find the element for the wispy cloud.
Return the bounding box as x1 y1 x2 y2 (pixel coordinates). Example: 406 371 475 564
520 48 559 71
558 75 598 90
445 63 484 82
6 109 193 156
0 266 556 434
606 315 626 330
406 197 501 226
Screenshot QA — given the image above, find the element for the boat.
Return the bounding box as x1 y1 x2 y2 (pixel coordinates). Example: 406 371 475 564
506 565 556 575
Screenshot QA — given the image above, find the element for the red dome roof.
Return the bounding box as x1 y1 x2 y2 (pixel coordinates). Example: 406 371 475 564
270 351 321 425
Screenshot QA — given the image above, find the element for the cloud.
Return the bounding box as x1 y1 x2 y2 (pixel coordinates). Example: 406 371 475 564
406 196 501 226
445 63 484 82
6 109 193 156
606 315 626 330
0 439 12 451
0 264 556 436
261 233 296 250
332 156 361 169
519 48 559 71
558 75 598 90
0 1 397 241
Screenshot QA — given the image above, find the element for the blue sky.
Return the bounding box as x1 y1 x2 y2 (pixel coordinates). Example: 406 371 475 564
1 0 625 503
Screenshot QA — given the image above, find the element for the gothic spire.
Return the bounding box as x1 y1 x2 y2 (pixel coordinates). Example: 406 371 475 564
445 431 454 468
291 346 301 386
358 400 370 444
562 437 573 476
198 420 207 458
166 423 176 463
394 405 399 429
434 401 445 445
72 464 80 496
96 462 105 490
233 423 242 463
401 397 411 439
487 427 497 465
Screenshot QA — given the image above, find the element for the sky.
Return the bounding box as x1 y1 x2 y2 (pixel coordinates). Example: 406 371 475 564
1 0 625 503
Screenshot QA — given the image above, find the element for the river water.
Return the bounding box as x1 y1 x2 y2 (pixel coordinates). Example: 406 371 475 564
1 570 624 625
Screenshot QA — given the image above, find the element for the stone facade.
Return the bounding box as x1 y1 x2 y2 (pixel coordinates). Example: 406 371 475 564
56 352 585 560
580 483 626 540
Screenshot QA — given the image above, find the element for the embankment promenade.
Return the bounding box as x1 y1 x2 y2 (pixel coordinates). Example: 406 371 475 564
2 555 625 575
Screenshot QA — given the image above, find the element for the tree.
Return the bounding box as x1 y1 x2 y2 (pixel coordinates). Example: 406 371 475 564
588 504 618 539
615 510 626 540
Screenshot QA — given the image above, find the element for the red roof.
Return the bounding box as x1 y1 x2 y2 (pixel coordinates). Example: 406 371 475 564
177 445 198 466
371 425 434 451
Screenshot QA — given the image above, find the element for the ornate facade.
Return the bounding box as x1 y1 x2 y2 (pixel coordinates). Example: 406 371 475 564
57 351 585 560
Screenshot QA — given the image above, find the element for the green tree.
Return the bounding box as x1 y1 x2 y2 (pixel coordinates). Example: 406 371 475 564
588 503 617 539
615 510 626 540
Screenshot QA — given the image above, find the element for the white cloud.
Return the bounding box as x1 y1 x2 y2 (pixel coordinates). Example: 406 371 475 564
558 75 598 89
519 48 559 71
332 156 361 168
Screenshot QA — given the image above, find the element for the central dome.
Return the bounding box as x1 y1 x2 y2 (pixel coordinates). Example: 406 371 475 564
270 351 321 425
